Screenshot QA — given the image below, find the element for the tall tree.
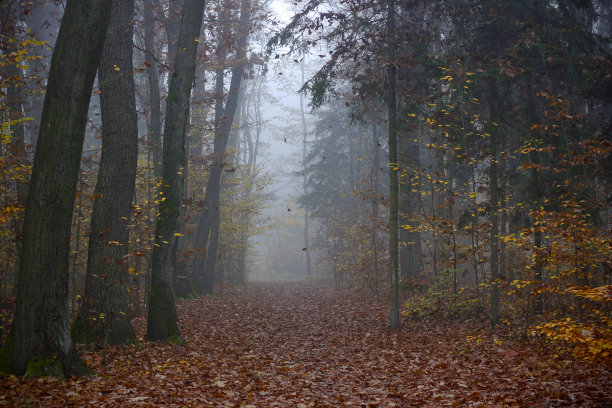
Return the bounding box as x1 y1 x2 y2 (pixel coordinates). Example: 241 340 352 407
386 0 400 329
144 0 163 179
155 0 184 85
22 1 62 147
300 59 312 276
194 0 251 294
398 113 423 282
147 0 206 342
194 2 232 294
370 122 381 299
0 0 112 378
0 2 27 202
72 0 138 345
488 78 501 327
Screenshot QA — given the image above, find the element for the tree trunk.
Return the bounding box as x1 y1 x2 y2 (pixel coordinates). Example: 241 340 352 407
193 3 230 295
300 60 312 275
23 1 61 148
147 0 206 343
163 0 184 86
144 0 163 179
398 125 423 282
387 0 400 330
205 216 221 288
489 78 500 328
194 0 251 294
524 72 544 315
0 0 112 378
371 123 380 300
3 21 28 205
72 0 138 346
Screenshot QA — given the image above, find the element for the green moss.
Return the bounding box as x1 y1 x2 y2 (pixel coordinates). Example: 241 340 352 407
189 280 200 299
25 356 65 380
148 282 183 344
0 334 17 374
168 333 184 345
190 278 202 296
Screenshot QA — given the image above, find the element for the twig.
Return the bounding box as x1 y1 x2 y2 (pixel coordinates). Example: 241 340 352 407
132 42 174 72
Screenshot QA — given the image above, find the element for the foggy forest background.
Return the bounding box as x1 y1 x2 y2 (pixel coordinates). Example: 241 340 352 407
0 0 610 385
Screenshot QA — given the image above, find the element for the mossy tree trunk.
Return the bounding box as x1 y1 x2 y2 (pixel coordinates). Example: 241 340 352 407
146 0 206 343
0 0 112 378
71 0 138 346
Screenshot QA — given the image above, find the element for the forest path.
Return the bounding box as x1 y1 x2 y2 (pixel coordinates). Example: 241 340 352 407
1 281 610 407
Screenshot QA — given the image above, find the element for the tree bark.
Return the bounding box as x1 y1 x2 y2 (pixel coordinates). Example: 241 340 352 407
387 0 400 330
371 123 380 300
489 78 500 328
72 0 138 346
194 0 251 294
300 60 312 276
525 72 544 314
147 0 206 343
0 0 111 378
23 1 62 148
2 7 28 204
161 0 184 85
144 0 163 179
398 126 423 282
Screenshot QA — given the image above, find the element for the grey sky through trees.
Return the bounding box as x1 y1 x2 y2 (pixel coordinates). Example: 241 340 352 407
248 0 323 280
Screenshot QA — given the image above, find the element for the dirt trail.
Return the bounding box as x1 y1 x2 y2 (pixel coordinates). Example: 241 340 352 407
1 281 610 407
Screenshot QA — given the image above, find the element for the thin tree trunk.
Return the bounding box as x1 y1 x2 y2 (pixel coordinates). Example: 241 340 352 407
144 0 163 179
194 0 251 294
6 65 25 158
489 78 500 328
1 5 28 213
0 0 112 378
399 125 423 282
253 79 263 168
70 182 83 315
371 123 380 301
193 3 230 295
300 60 312 275
23 2 61 148
147 0 206 343
72 0 138 345
205 216 220 288
525 72 544 315
387 0 400 330
162 0 184 86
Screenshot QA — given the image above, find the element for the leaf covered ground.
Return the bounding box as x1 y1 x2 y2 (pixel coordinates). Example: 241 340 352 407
1 282 610 407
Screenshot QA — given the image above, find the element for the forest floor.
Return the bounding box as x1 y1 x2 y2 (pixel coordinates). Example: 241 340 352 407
0 281 610 407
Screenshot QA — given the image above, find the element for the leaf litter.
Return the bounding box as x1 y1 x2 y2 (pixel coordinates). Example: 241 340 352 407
0 281 610 407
